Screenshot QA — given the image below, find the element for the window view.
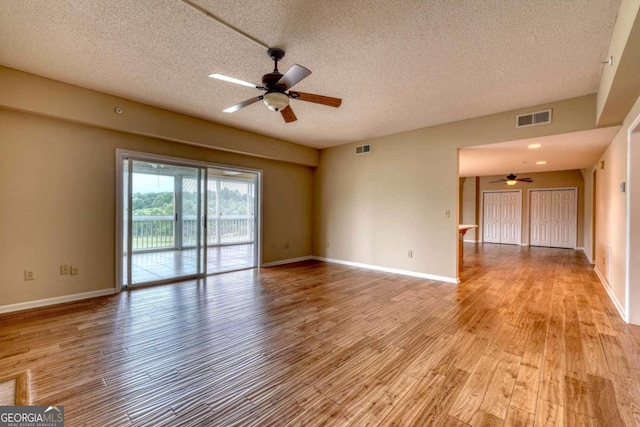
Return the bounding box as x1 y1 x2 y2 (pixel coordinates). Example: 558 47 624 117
205 169 257 274
121 159 258 287
131 172 176 250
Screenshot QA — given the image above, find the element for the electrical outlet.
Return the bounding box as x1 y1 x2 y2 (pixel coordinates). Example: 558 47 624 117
24 270 35 281
60 265 70 275
444 209 451 218
70 266 79 276
408 250 413 258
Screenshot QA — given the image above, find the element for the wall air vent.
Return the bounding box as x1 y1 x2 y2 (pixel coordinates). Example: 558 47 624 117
355 144 371 155
516 109 552 128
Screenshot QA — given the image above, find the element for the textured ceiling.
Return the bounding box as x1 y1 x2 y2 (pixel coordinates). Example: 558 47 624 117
0 0 620 149
459 126 621 177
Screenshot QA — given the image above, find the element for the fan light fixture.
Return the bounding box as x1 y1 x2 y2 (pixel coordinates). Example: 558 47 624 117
211 48 341 122
263 91 289 112
490 173 532 185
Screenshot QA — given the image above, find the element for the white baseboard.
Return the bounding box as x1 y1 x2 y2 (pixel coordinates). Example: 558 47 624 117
576 247 594 264
593 266 628 322
462 239 479 243
313 256 458 284
261 256 313 268
0 288 115 315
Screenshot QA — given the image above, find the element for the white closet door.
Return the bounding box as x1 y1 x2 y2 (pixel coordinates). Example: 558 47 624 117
500 192 522 245
530 189 577 249
483 191 521 245
483 192 501 243
530 191 551 246
550 189 576 248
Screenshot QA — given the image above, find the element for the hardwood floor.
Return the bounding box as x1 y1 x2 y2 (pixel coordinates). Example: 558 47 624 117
1 244 639 426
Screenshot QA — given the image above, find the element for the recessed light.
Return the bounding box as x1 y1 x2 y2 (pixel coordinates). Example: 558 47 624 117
536 161 547 165
528 144 542 149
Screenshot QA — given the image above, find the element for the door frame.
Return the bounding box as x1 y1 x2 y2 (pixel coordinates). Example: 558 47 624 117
480 190 522 244
627 117 640 324
527 187 578 249
115 149 262 292
592 170 597 264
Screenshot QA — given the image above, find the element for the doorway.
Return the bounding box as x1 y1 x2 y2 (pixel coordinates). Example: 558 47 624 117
482 191 522 245
116 151 260 289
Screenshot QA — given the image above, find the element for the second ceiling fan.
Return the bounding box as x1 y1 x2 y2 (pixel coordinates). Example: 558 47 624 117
210 48 342 123
490 174 533 185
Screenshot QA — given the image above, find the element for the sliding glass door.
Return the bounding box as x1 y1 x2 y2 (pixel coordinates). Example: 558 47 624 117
117 151 260 289
121 158 205 287
206 169 257 274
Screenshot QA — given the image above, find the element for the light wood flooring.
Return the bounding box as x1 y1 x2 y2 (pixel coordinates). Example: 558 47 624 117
1 244 639 426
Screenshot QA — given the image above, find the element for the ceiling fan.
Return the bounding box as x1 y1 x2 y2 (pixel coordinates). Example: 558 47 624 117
209 48 342 123
490 173 534 185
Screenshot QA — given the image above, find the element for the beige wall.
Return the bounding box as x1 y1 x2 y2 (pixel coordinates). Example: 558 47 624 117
314 138 458 280
461 177 478 241
0 67 319 167
580 167 595 263
475 170 585 247
0 109 314 306
314 95 601 281
458 178 465 224
594 94 640 321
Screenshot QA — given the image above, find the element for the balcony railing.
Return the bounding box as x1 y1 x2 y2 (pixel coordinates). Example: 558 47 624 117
132 215 254 251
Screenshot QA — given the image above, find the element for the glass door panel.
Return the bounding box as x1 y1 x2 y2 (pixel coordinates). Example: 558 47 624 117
206 169 258 274
131 162 175 252
124 160 205 286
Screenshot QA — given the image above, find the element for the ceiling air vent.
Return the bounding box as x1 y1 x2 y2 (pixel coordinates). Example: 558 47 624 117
355 144 371 155
516 109 552 128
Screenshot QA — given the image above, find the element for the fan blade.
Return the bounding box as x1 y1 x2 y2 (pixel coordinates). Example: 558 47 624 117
276 64 311 90
517 178 534 182
489 179 506 183
223 96 263 113
280 106 297 123
209 73 263 89
290 91 342 108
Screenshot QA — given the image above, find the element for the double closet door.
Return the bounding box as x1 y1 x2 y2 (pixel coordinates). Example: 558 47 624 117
530 189 576 248
483 191 522 245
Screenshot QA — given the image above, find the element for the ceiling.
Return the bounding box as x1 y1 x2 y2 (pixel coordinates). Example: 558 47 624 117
459 126 621 177
0 1 624 179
